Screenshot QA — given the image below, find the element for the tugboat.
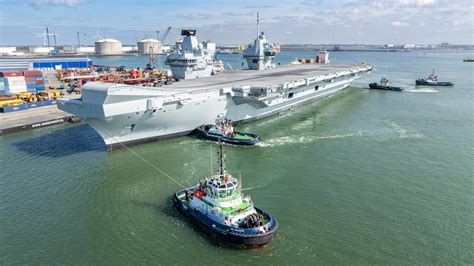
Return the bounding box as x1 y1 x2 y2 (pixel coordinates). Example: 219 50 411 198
369 77 404 91
416 69 454 86
173 142 278 247
196 115 261 146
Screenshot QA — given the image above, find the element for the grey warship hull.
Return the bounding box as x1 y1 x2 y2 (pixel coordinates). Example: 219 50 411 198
58 63 374 150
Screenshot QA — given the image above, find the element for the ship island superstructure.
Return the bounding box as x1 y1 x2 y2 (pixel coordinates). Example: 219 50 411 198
165 30 217 80
243 13 280 70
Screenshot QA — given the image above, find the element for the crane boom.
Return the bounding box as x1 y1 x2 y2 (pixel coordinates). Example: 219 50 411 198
160 26 171 44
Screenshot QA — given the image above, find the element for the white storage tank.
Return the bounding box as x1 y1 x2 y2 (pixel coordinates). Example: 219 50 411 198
31 47 54 54
137 39 162 54
94 39 122 55
0 47 17 55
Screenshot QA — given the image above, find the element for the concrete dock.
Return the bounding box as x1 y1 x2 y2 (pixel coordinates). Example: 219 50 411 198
0 105 78 135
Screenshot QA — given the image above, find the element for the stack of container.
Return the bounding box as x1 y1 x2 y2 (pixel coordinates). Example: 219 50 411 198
0 71 27 94
0 77 5 93
23 70 44 93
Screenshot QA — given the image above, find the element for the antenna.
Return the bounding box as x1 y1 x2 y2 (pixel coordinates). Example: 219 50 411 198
257 12 260 38
210 144 213 176
156 30 160 40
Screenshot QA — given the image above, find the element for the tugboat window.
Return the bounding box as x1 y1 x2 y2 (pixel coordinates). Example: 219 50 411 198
288 92 294 99
315 86 319 91
252 59 259 63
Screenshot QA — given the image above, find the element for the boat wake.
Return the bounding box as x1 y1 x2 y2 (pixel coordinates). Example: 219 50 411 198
383 121 424 139
404 88 438 93
256 132 365 147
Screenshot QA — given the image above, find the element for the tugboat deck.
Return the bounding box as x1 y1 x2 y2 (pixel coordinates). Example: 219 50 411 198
165 63 366 91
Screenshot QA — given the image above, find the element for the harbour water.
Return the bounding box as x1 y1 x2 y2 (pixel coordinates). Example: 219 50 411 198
1 50 473 264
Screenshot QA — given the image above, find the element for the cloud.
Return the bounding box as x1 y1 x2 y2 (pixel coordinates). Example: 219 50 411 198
392 21 409 26
398 0 438 6
27 0 86 7
301 0 321 5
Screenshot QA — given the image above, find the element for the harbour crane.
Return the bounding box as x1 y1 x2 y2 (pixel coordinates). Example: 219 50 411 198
160 26 171 44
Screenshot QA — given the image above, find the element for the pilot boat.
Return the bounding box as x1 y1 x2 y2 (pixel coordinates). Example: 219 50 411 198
173 142 277 247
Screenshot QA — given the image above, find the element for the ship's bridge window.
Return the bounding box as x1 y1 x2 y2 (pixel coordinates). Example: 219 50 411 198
218 189 226 198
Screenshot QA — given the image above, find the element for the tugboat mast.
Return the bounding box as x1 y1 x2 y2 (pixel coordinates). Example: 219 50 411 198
218 142 226 177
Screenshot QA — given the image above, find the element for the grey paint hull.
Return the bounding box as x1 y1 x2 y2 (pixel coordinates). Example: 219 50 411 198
57 64 373 150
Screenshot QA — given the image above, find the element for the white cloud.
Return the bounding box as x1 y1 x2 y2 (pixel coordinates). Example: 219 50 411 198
392 21 409 26
398 0 438 6
28 0 86 7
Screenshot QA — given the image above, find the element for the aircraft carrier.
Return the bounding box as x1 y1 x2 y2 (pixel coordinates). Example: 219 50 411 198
57 26 373 150
57 62 372 150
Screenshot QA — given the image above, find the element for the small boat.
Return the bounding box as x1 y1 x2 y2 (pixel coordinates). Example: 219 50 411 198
173 142 278 247
416 69 454 86
369 77 403 91
463 58 474 62
196 116 260 145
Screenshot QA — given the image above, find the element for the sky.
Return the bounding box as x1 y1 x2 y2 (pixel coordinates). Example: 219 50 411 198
0 0 472 46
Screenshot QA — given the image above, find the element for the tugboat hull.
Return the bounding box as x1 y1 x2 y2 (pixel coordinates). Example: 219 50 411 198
369 83 403 91
173 190 278 247
415 80 454 86
196 125 261 146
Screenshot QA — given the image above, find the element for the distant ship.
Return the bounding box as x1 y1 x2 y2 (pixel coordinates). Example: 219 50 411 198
463 57 474 62
57 17 374 151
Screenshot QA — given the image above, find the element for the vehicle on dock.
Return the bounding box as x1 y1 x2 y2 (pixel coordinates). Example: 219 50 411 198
196 115 261 145
369 77 403 91
416 69 454 86
173 142 278 247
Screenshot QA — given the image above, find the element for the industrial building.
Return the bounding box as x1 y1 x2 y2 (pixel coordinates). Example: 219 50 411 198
137 39 162 54
94 39 122 55
0 56 92 71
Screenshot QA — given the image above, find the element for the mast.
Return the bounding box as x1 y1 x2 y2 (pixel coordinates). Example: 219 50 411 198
257 12 260 38
218 141 225 177
77 32 81 49
46 27 51 49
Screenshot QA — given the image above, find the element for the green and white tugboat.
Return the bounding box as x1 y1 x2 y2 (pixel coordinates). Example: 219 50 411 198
173 142 278 247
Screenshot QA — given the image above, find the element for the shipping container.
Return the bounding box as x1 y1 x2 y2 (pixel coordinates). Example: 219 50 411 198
8 85 27 93
35 79 45 84
25 77 36 82
22 70 42 76
0 71 24 77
